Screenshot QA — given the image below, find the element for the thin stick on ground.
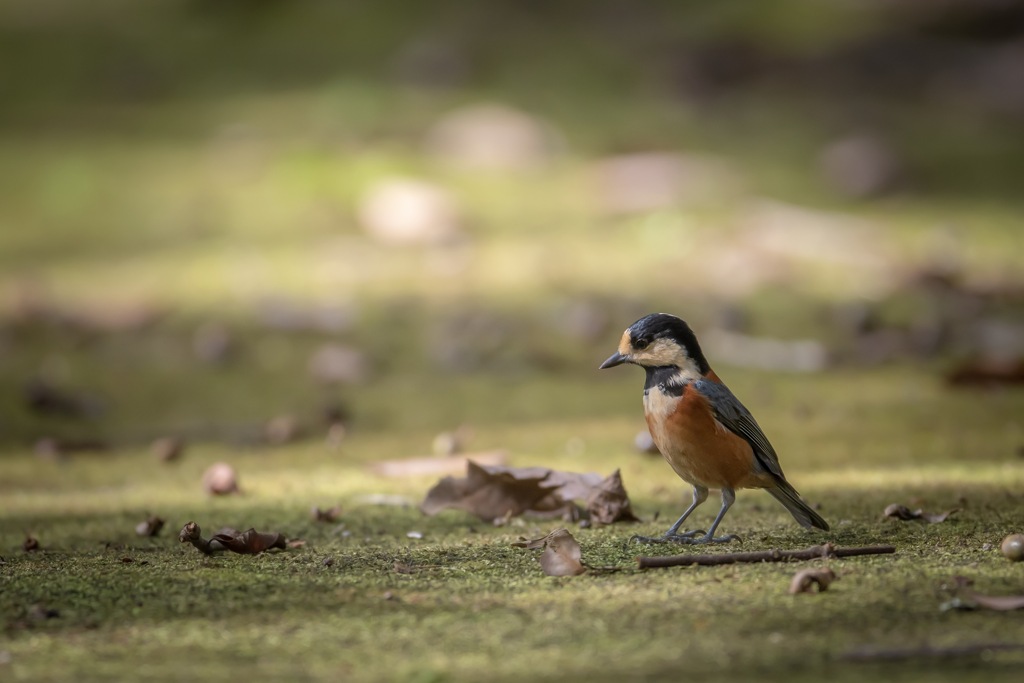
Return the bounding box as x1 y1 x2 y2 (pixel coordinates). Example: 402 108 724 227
841 643 1024 662
636 543 895 569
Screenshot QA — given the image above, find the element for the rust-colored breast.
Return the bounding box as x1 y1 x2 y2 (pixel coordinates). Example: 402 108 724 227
645 385 769 490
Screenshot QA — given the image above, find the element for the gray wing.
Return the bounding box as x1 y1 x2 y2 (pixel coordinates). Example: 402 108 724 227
693 379 785 480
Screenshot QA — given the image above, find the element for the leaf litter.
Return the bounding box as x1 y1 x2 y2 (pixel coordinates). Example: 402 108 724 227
421 461 639 525
513 528 587 577
178 521 296 555
883 503 958 524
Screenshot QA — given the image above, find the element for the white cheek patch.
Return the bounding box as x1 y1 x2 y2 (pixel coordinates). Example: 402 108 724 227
649 339 687 365
639 339 701 379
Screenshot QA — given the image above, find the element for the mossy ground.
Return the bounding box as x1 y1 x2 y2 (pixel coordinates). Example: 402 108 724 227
3 368 1024 683
3 2 1024 681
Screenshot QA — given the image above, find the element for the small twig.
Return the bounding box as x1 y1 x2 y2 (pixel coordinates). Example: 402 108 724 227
841 643 1024 662
637 543 895 569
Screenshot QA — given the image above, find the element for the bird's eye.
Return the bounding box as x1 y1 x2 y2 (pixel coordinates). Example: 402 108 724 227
634 338 649 350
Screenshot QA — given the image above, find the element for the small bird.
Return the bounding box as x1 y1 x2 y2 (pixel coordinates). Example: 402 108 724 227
600 313 829 544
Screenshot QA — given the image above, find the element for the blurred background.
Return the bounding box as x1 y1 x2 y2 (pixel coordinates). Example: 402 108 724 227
1 0 1023 457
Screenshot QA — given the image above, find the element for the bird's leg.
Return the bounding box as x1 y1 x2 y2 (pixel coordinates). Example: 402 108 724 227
673 488 739 545
632 486 709 544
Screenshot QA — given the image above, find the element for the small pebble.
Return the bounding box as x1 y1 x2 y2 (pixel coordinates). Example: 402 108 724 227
201 462 239 495
1002 533 1024 561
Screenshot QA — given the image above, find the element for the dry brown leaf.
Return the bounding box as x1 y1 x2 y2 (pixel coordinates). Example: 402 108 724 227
370 450 507 478
421 461 564 521
586 469 641 525
941 576 1024 611
210 528 288 554
135 515 165 537
884 503 958 524
178 522 289 555
514 528 586 577
23 534 39 552
311 506 342 522
421 461 637 524
788 567 837 594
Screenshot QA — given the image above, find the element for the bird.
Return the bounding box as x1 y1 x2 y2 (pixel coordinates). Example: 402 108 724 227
600 312 829 544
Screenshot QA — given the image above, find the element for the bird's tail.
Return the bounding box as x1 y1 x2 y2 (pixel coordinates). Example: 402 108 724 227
767 480 830 531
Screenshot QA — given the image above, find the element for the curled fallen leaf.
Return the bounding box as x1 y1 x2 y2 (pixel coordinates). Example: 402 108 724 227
513 528 586 577
135 515 165 537
884 503 958 524
422 461 563 522
586 469 641 525
210 528 288 554
178 522 289 555
788 567 837 594
311 506 342 522
422 461 638 524
941 575 1024 611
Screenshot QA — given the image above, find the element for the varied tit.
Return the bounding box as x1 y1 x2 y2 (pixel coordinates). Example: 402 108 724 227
600 313 829 544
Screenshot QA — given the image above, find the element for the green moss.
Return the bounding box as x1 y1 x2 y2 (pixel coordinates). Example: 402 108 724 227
3 366 1024 682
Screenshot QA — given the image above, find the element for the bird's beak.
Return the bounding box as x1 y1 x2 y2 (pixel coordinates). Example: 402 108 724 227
599 351 628 369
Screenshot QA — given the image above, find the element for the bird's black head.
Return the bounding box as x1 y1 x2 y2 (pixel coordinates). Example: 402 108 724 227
599 313 710 376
